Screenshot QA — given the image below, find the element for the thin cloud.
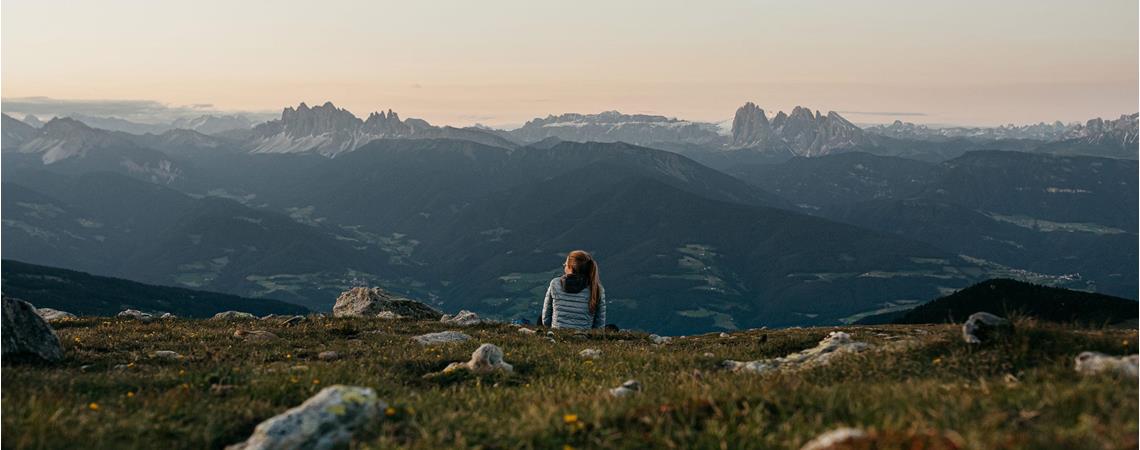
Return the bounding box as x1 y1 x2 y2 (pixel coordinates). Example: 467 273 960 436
0 96 275 123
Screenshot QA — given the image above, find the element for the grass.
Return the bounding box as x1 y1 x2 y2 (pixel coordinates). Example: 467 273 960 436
2 318 1136 449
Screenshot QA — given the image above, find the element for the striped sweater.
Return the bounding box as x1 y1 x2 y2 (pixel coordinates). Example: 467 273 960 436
541 277 606 329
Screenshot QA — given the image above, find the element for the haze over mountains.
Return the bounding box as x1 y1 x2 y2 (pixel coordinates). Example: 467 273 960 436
2 100 1135 334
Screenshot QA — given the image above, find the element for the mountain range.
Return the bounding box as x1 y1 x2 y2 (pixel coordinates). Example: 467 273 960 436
1 100 1135 334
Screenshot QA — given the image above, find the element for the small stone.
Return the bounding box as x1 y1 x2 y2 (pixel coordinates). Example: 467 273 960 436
649 334 671 345
1075 351 1139 377
517 328 536 335
375 311 403 320
35 308 77 323
609 379 641 398
412 331 471 345
2 297 63 362
213 311 257 321
440 310 483 326
160 313 176 319
318 351 340 361
800 428 872 450
579 348 601 359
153 350 181 360
440 343 513 375
702 352 715 358
962 312 1013 344
724 331 872 374
234 330 279 342
117 309 155 323
226 385 385 450
719 332 730 338
281 316 305 327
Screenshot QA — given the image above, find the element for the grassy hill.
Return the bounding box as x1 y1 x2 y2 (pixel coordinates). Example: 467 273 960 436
1 317 1135 449
1 260 309 317
857 279 1137 326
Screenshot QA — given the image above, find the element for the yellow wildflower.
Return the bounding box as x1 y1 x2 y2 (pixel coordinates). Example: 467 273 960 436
385 407 397 417
563 414 578 424
126 391 135 398
88 402 100 411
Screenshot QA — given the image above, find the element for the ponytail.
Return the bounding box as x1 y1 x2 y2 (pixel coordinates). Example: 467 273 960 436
587 259 601 315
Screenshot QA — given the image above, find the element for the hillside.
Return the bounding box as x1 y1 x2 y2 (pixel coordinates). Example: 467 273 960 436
0 260 308 317
857 279 1138 326
1 317 1135 449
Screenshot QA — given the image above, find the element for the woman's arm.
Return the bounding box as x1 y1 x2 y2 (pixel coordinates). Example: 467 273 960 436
541 284 554 327
593 287 607 328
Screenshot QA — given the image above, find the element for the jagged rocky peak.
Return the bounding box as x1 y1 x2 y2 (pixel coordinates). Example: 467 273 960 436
278 101 364 137
730 102 867 156
731 102 771 147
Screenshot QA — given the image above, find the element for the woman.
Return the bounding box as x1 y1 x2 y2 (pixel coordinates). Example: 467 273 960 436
541 250 606 329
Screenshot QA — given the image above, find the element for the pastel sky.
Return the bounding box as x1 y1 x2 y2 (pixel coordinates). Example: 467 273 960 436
2 0 1137 127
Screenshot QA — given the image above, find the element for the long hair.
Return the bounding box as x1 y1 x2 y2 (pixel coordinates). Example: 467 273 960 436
566 250 602 314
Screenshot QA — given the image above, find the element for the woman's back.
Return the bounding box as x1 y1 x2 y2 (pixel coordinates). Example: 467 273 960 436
542 276 606 329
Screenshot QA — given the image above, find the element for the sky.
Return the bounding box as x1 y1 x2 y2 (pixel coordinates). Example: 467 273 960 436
2 0 1137 128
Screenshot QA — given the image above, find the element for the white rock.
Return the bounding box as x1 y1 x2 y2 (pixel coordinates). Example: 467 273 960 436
609 379 642 398
800 428 871 450
579 348 602 359
160 313 177 319
702 352 715 358
117 309 155 322
440 310 483 326
718 332 730 338
375 311 403 319
962 312 1012 344
411 331 471 345
724 331 872 374
517 328 536 335
213 311 257 321
649 334 671 344
226 385 384 450
1075 351 1139 377
443 343 513 374
35 308 77 323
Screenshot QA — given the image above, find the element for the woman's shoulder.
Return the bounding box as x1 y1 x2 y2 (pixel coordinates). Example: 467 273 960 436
548 277 562 287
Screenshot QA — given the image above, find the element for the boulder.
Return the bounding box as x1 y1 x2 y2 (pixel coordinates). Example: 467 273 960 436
579 348 602 359
2 297 63 362
234 330 279 342
609 379 641 398
724 331 872 374
332 287 442 320
718 332 730 338
160 313 177 319
442 343 513 374
226 385 385 450
35 308 77 323
962 312 1012 344
518 328 536 335
1075 351 1139 377
649 334 671 345
440 310 482 326
318 351 340 361
412 331 471 345
213 311 257 321
117 309 155 322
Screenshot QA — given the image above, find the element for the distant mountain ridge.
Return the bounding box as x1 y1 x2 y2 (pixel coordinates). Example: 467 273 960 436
730 102 871 157
509 111 725 145
856 278 1137 326
246 102 515 155
1 259 309 317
